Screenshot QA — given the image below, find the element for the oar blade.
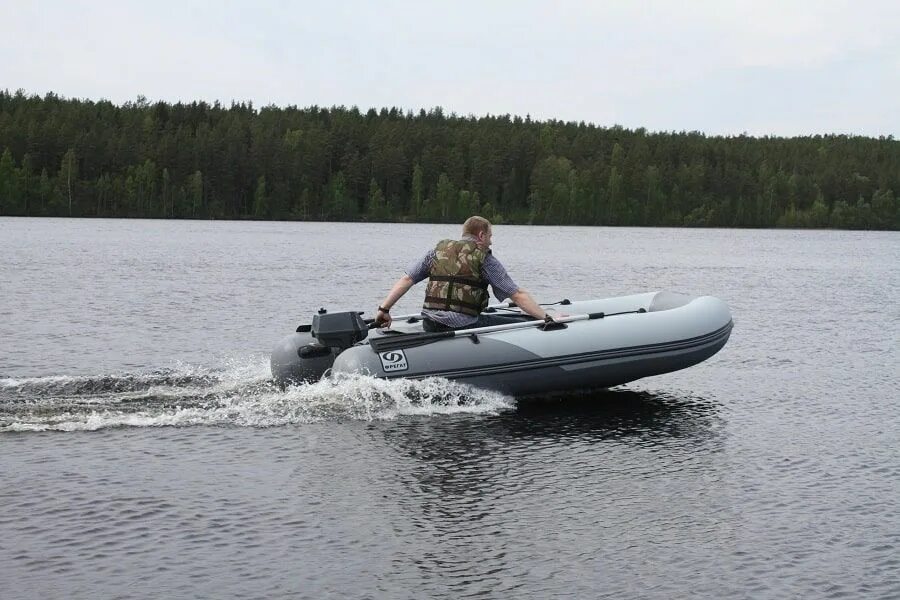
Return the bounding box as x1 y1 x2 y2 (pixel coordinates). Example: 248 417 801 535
368 330 455 352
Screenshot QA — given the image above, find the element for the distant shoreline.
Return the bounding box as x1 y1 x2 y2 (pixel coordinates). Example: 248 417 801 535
3 214 895 233
1 91 897 231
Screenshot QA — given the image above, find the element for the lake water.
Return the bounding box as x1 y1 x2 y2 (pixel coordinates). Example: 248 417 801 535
1 218 898 599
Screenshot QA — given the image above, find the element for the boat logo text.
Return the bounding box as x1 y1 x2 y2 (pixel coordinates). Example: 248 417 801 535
379 350 409 372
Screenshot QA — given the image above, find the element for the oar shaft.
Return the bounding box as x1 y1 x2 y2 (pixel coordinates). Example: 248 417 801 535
384 298 569 322
300 301 521 332
368 308 645 353
444 312 597 336
388 300 517 322
384 312 592 339
368 312 593 353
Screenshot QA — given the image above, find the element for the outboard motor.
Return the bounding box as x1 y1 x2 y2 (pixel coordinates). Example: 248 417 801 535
270 310 369 386
311 311 368 350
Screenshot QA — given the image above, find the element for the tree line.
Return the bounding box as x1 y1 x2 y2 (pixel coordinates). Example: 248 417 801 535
0 89 897 230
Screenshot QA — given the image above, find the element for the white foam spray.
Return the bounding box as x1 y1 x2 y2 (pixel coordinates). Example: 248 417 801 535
1 356 514 432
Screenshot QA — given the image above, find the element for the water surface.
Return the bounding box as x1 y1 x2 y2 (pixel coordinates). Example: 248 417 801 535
1 218 898 599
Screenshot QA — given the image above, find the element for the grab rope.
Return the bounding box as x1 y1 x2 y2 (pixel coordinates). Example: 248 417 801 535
483 298 571 314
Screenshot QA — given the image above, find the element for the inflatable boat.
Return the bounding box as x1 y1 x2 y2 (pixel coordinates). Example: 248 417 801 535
270 291 733 396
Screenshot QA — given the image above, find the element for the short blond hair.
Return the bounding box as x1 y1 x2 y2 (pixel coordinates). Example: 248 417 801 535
462 215 492 237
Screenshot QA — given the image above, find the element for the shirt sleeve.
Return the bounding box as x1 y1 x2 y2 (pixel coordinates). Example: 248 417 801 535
482 254 519 302
405 250 436 284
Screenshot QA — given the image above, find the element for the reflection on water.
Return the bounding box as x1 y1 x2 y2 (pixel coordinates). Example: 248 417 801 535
383 388 723 453
370 389 727 596
513 388 722 441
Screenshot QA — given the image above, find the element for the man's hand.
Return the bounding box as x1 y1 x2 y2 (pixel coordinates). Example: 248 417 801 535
541 312 569 329
375 276 414 329
374 307 393 328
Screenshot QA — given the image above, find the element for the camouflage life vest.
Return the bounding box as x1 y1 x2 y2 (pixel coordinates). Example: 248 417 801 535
423 239 489 317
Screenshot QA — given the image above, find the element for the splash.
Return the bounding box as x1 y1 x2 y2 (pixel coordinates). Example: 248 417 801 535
0 356 514 432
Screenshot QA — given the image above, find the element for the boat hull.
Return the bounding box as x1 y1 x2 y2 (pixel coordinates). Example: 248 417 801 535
271 291 733 396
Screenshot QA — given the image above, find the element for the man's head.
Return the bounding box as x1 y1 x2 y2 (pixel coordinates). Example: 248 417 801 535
462 215 493 248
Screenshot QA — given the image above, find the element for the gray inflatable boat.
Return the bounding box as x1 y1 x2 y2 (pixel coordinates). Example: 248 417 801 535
270 291 733 396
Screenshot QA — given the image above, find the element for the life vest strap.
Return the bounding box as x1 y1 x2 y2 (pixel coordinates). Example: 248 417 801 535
423 295 486 312
426 274 489 289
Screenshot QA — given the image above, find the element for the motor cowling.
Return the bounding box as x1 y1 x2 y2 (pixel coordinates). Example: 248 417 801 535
311 311 368 349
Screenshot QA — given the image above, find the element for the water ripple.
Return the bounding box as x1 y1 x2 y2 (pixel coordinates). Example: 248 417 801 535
2 222 899 599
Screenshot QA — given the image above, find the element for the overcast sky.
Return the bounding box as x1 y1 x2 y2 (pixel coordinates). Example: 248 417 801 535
2 0 898 137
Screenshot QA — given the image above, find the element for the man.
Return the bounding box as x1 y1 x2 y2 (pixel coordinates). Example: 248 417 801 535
373 216 553 331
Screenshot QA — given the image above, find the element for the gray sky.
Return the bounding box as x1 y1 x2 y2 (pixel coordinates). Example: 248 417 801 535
3 0 898 137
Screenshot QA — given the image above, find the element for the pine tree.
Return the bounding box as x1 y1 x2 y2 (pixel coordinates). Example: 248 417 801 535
59 148 78 216
367 178 388 221
411 163 424 219
0 148 15 214
435 173 456 222
253 175 268 218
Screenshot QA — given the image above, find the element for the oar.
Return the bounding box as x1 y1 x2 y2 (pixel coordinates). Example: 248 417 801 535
376 298 570 325
369 308 646 353
296 301 520 333
369 300 519 325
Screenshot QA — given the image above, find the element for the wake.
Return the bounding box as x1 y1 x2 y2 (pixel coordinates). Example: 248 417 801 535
0 356 514 432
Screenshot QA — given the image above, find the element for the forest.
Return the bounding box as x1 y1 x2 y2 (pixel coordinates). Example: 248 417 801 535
0 89 897 229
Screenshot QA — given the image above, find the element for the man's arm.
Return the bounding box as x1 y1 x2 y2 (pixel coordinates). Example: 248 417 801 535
510 288 548 321
374 250 435 328
374 275 415 328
